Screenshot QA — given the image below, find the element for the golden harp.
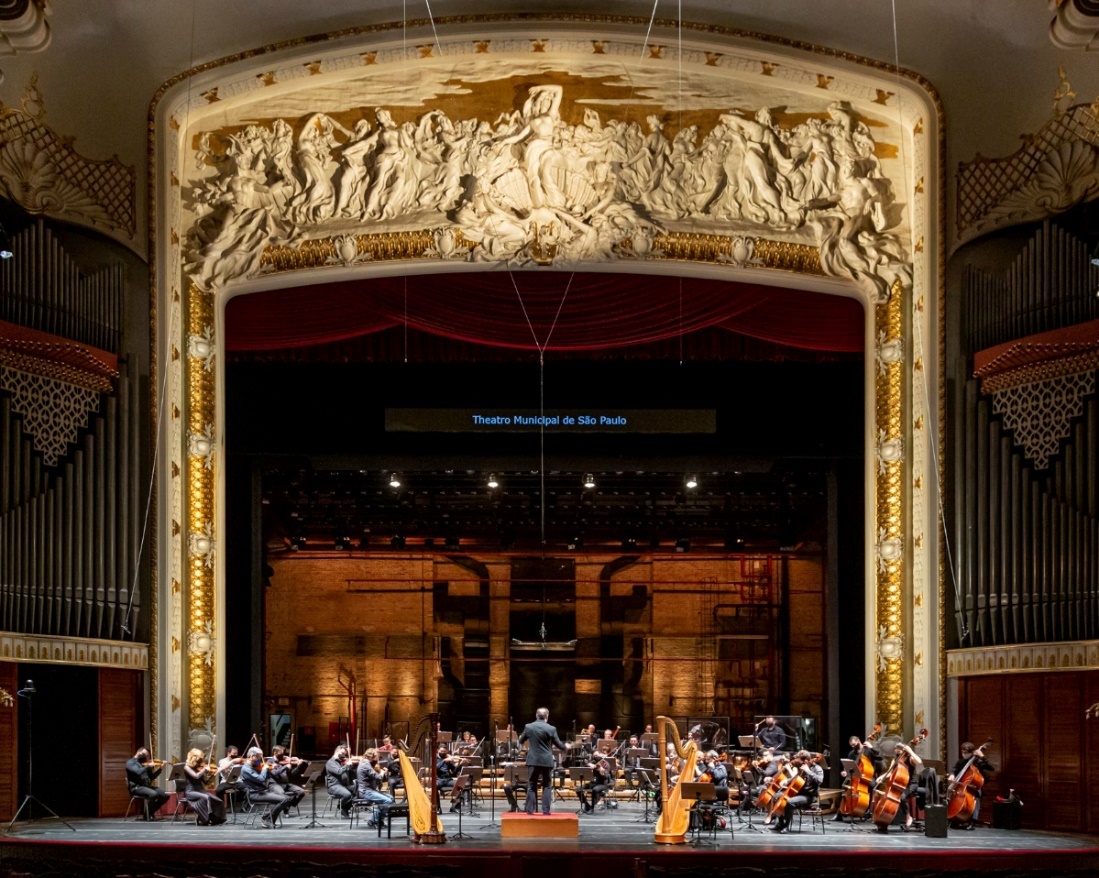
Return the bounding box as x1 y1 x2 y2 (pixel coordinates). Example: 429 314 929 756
654 715 698 844
398 714 446 844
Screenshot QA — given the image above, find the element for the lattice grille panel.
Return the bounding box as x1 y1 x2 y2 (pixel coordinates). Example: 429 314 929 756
0 365 102 466
992 370 1095 469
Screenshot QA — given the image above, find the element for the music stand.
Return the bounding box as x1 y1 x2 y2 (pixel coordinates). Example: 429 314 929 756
633 769 657 824
596 740 617 756
437 731 454 743
680 782 718 846
568 767 594 815
496 728 517 762
449 776 474 839
484 756 499 827
457 766 482 813
5 682 75 834
301 764 327 829
738 735 760 750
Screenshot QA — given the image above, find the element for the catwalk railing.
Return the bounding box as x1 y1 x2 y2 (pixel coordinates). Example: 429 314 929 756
964 219 1099 354
0 359 141 640
0 218 124 354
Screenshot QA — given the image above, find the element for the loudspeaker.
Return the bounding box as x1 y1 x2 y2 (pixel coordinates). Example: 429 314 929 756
924 804 948 837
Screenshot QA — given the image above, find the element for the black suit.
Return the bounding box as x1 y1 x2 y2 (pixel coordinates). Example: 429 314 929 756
518 719 566 814
125 756 170 816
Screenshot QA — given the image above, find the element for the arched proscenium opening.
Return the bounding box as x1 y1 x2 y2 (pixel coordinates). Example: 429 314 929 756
151 16 941 762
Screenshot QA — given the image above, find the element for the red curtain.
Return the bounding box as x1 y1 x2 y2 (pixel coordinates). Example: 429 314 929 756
225 271 864 354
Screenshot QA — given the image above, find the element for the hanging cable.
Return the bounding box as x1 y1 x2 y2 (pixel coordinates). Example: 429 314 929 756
888 0 966 639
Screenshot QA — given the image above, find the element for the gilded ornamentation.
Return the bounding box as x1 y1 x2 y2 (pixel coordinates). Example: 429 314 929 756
188 426 216 471
0 84 136 243
188 621 217 668
187 328 216 371
876 430 903 474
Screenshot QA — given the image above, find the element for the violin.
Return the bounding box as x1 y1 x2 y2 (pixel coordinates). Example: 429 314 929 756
840 722 882 818
871 728 927 829
945 738 993 824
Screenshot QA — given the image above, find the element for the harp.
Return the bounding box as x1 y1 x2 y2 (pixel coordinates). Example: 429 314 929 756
654 715 698 844
397 713 446 844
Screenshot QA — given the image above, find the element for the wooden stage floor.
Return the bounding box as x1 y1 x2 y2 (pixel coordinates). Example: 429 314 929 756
3 797 1098 878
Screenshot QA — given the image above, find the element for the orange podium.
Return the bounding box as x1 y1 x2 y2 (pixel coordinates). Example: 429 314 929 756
500 812 579 839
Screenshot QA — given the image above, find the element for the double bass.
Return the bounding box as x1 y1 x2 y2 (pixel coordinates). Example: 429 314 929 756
871 728 927 829
945 738 993 824
839 722 882 818
753 755 794 812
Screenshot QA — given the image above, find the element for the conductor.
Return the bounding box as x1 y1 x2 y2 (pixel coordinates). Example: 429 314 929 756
518 707 571 815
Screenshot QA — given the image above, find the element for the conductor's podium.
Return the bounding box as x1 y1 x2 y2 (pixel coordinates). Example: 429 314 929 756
500 812 579 839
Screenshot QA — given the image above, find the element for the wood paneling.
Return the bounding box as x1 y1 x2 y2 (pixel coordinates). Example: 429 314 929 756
98 668 140 817
960 670 1099 832
0 663 18 821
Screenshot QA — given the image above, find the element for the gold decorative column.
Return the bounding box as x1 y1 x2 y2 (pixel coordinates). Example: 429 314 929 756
185 282 217 736
874 278 907 733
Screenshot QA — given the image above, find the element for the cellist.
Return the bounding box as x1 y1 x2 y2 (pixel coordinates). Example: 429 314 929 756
947 741 994 830
874 740 922 832
768 749 823 834
835 733 883 821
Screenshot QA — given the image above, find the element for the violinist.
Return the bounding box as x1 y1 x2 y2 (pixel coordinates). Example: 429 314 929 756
699 750 730 803
436 745 461 807
215 745 244 795
182 748 227 825
769 750 823 834
948 741 994 829
875 740 922 832
577 756 611 813
457 730 477 757
356 747 394 829
622 735 643 790
125 747 170 818
324 744 356 819
241 747 291 828
269 745 306 810
378 735 394 754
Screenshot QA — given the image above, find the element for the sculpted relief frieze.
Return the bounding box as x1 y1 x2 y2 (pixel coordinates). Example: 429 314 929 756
180 48 916 302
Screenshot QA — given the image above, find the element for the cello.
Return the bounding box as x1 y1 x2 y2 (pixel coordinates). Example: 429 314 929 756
839 722 882 818
753 755 794 813
945 738 993 824
767 751 826 823
871 728 927 830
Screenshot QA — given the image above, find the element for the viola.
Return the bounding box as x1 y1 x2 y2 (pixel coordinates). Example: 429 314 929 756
871 728 927 829
840 722 882 818
945 738 993 823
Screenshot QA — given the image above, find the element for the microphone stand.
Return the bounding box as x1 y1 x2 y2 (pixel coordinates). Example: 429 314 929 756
5 682 76 834
486 721 499 826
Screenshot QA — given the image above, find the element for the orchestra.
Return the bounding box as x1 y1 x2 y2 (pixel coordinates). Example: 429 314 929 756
119 716 982 844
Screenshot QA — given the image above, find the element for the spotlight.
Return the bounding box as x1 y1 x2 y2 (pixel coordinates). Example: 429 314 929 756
621 537 637 551
289 535 306 551
725 536 746 551
334 536 351 551
487 472 499 489
390 535 406 549
1091 241 1099 268
583 473 596 489
388 472 401 488
685 474 698 489
444 535 460 550
0 223 12 260
675 537 691 553
567 535 583 551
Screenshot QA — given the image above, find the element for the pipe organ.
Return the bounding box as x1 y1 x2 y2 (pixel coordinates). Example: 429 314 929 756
956 219 1099 648
0 217 141 643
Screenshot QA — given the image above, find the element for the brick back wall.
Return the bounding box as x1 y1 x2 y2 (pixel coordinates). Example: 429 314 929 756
266 552 824 750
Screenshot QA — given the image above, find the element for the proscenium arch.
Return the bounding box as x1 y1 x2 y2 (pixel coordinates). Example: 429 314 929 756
151 14 942 762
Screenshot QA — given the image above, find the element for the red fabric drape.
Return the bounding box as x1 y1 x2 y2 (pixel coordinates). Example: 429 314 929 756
225 272 864 354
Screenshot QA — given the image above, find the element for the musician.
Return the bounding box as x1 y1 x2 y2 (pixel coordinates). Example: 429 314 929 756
876 741 923 831
324 744 356 819
241 747 291 828
743 751 782 815
436 745 461 803
948 741 994 829
834 734 882 821
769 750 823 834
182 748 227 825
518 706 571 815
269 745 306 809
457 730 477 757
125 747 170 818
577 756 611 813
622 734 644 790
699 750 729 803
757 716 787 753
378 735 394 754
643 723 660 757
356 748 394 829
215 745 244 796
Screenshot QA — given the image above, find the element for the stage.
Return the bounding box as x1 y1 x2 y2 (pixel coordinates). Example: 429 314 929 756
2 797 1098 878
